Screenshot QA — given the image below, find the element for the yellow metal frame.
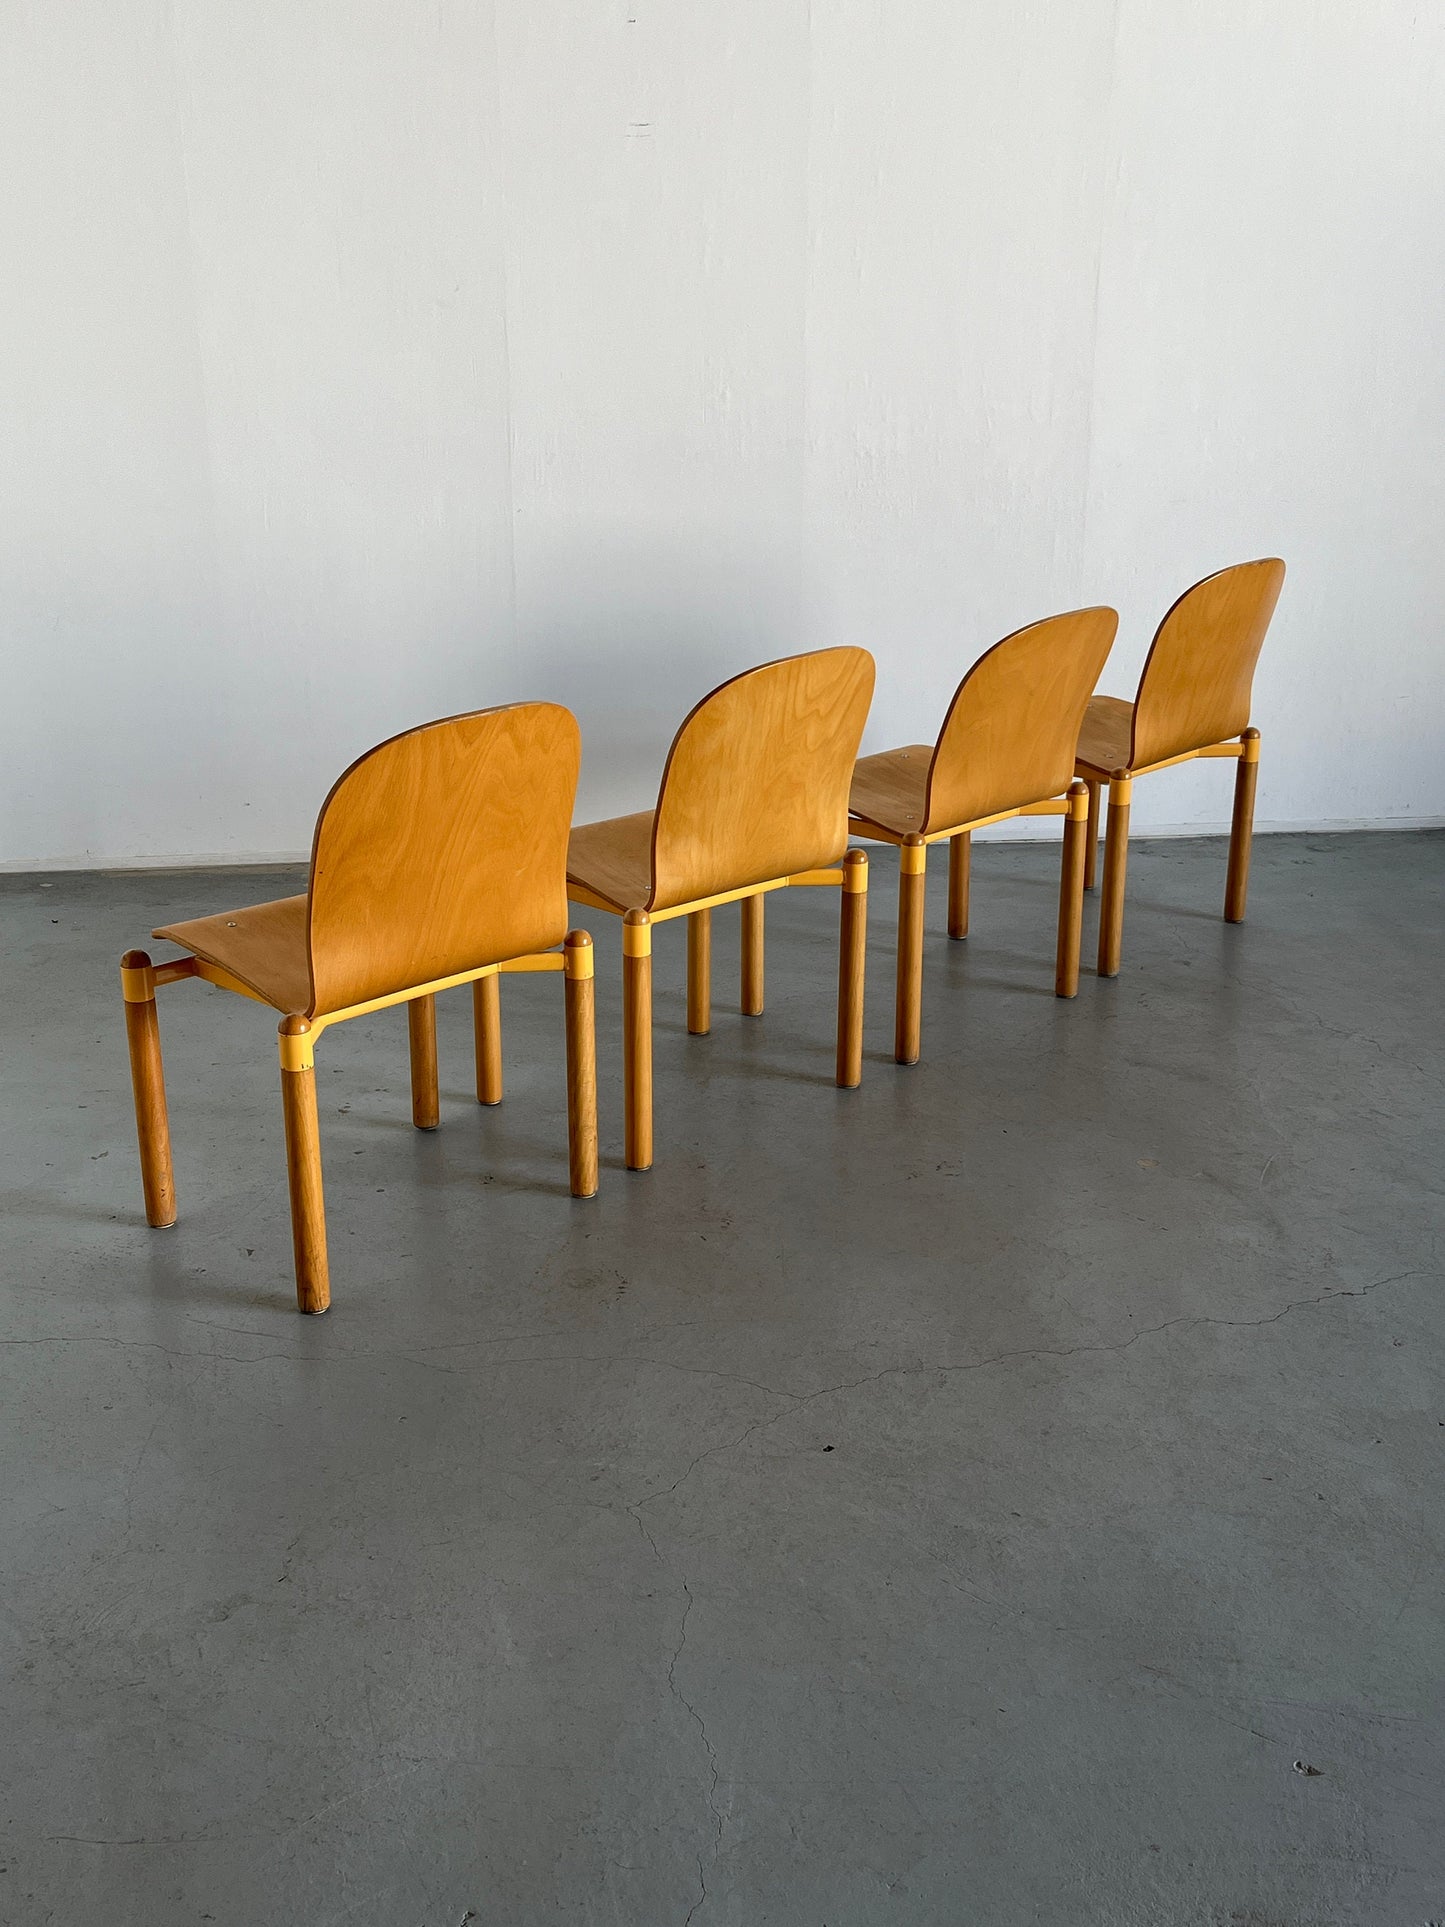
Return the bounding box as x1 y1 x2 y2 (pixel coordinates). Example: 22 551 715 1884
850 787 1086 852
571 864 853 950
121 942 591 1072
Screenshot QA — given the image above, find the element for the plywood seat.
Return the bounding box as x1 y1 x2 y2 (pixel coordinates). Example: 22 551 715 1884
1073 696 1136 778
847 746 933 838
152 895 310 1015
566 810 655 914
846 609 1119 1063
560 646 876 1170
1075 559 1286 976
121 704 599 1314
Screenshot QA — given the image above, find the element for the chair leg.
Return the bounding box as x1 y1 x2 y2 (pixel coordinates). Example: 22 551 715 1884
1083 779 1101 890
623 911 653 1171
1098 774 1132 978
1225 728 1261 923
473 973 503 1105
687 907 711 1035
564 932 599 1198
1055 782 1089 997
279 1017 330 1314
120 950 176 1228
836 849 868 1087
895 836 927 1064
408 993 439 1129
741 892 765 1016
947 831 970 940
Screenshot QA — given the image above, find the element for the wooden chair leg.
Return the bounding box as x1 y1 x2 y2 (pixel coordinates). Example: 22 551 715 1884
947 831 970 940
1083 779 1101 890
120 950 176 1227
687 907 711 1035
408 993 439 1129
623 911 653 1171
279 1017 330 1314
741 892 765 1016
1055 781 1089 997
564 932 599 1198
836 849 868 1087
895 836 927 1064
1098 774 1132 978
472 973 502 1105
1225 728 1260 923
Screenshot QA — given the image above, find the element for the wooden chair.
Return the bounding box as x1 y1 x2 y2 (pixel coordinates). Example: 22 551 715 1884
561 647 876 1169
848 608 1119 1063
1075 558 1286 976
120 704 598 1314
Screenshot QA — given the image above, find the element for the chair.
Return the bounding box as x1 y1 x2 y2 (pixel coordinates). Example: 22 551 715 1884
560 647 876 1169
1075 558 1286 976
120 704 598 1314
848 608 1119 1063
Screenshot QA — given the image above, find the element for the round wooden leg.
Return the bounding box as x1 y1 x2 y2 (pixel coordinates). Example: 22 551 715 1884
408 993 439 1129
623 912 653 1172
1225 730 1260 923
473 973 503 1105
687 908 711 1035
947 832 970 940
741 892 765 1016
280 1018 330 1315
836 851 868 1087
1055 782 1088 997
564 932 599 1199
120 951 176 1228
1083 779 1101 890
895 838 926 1064
1098 775 1131 978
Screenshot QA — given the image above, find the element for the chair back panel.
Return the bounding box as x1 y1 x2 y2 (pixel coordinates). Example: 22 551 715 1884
924 608 1119 833
650 647 876 911
1131 558 1285 768
306 703 580 1014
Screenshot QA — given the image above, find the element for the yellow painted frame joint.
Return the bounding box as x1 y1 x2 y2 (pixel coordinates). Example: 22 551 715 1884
1240 727 1261 765
1066 780 1090 821
278 1017 316 1073
842 848 869 892
900 838 927 876
564 931 595 979
622 912 652 957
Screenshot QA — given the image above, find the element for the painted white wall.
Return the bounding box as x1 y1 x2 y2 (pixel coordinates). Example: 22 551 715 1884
2 0 1441 867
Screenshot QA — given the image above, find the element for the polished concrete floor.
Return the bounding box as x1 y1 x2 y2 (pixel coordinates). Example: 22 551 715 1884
2 832 1442 1926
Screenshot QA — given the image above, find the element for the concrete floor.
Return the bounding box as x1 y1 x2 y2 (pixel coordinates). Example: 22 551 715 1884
1 832 1442 1926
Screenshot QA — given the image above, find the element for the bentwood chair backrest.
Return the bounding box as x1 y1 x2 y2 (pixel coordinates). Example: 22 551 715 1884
306 703 581 1015
923 608 1119 834
1130 559 1286 771
647 646 876 913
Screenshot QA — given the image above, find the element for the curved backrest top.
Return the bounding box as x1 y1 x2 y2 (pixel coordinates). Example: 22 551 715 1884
649 646 876 912
306 702 580 1016
1132 558 1285 769
924 607 1119 834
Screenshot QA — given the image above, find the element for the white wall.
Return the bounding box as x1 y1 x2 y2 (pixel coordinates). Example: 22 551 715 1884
2 0 1442 867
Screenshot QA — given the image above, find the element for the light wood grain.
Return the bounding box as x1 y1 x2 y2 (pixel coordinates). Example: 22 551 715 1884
623 911 653 1171
120 950 177 1228
280 1018 329 1314
895 839 927 1065
564 931 599 1199
836 851 868 1087
741 892 765 1015
473 973 503 1105
1225 728 1261 922
1055 783 1088 997
948 832 970 940
687 908 712 1035
1098 777 1132 978
408 994 439 1130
